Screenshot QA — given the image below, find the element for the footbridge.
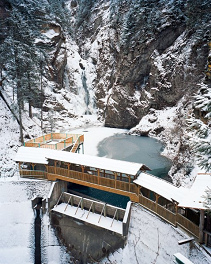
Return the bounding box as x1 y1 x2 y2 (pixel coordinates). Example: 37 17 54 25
15 133 211 245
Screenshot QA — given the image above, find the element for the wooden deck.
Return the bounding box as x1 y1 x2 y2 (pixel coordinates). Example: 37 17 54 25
24 133 84 152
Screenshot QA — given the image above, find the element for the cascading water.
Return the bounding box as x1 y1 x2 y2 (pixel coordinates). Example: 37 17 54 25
81 71 91 115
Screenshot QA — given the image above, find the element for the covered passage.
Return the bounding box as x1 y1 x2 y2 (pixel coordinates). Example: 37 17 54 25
15 147 150 201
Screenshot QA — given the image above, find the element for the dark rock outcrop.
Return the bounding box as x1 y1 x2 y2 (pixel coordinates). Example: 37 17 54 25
71 0 210 128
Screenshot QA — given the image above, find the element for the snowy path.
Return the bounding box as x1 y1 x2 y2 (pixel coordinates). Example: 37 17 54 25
0 180 70 264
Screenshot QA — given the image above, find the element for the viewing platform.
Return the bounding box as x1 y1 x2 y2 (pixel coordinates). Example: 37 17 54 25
24 132 84 153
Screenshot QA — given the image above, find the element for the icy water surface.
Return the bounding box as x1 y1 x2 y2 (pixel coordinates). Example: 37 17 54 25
72 133 172 208
97 133 172 179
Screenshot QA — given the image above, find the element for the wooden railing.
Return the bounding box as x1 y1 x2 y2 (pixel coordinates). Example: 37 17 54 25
138 194 199 237
177 213 199 238
20 170 47 179
24 133 84 152
19 168 200 239
71 135 84 153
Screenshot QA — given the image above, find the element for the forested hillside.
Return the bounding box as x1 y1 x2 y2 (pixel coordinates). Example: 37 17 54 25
0 0 210 181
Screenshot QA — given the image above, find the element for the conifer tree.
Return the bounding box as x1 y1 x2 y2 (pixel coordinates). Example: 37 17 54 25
190 83 211 171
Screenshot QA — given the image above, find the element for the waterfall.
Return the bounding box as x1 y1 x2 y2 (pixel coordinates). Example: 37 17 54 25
81 71 91 115
81 70 96 115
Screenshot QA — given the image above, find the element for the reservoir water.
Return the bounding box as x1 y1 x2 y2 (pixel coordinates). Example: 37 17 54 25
97 133 172 179
71 132 172 208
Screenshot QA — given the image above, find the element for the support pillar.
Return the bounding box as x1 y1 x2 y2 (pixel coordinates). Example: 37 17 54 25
68 163 71 177
199 209 205 244
81 166 84 181
137 185 140 196
54 161 57 174
97 169 100 185
155 193 160 213
115 172 117 189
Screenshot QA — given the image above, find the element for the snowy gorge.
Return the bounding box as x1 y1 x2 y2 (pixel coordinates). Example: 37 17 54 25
0 0 210 182
0 0 211 263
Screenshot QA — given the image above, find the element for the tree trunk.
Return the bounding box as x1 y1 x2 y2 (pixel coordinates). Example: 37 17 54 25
27 72 33 118
29 99 32 118
18 100 24 144
40 61 43 130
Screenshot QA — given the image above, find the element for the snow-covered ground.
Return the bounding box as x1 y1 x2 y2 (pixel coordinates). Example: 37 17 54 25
102 204 211 264
0 124 211 263
0 180 71 264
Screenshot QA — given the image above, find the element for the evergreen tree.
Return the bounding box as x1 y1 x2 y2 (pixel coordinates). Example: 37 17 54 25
190 83 211 171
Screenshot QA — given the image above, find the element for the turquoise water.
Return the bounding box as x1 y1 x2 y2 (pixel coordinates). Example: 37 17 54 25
71 133 172 208
97 133 172 179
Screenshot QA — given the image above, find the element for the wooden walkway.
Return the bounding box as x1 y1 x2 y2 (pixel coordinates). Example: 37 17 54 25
20 167 200 239
17 132 201 241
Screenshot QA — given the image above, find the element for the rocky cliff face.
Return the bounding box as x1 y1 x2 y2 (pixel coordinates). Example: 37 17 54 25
1 0 210 130
69 0 210 128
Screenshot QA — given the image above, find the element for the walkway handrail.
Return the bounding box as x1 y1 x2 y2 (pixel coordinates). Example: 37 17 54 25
71 134 84 153
55 192 63 207
19 168 200 239
75 198 83 215
86 201 94 219
64 195 72 212
98 203 106 223
111 208 118 227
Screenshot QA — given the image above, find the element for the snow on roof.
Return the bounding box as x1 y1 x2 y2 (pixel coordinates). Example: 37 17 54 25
134 172 185 203
15 147 149 176
134 172 211 210
178 174 211 210
15 146 49 165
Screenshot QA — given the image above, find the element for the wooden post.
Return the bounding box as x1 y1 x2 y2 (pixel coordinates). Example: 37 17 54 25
175 203 178 226
98 169 100 185
81 166 84 181
45 165 48 179
115 172 117 189
128 175 131 192
54 160 57 174
137 185 140 196
155 193 160 213
199 209 205 244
